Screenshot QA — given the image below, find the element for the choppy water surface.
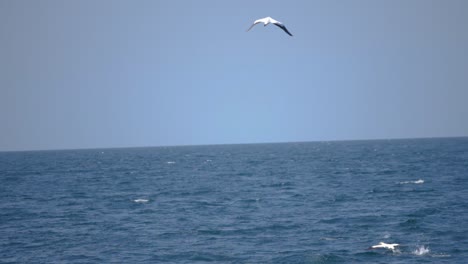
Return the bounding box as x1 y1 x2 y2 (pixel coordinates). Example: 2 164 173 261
1 138 468 263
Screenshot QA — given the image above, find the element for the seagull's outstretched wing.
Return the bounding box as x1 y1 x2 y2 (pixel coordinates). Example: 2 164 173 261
246 19 262 32
369 242 400 251
273 22 293 36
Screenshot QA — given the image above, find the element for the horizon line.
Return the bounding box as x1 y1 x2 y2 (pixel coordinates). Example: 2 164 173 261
1 135 467 153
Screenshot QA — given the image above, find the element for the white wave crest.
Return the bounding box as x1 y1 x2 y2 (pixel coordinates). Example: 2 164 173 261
319 237 338 241
413 245 430 256
133 198 149 203
399 179 424 184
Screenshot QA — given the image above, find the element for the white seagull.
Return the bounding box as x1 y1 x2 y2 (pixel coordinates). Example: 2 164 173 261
369 242 400 252
247 16 293 36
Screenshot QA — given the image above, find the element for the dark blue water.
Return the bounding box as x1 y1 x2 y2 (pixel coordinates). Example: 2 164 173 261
1 138 468 263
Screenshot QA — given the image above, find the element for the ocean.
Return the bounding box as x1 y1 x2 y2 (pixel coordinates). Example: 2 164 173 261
1 138 468 263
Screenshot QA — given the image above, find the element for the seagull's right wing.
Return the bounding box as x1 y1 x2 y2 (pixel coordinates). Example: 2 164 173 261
273 23 293 36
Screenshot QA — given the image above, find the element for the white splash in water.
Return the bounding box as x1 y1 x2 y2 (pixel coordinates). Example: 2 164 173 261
166 161 176 164
413 245 430 256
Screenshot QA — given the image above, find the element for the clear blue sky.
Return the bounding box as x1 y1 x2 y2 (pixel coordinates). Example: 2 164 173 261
1 0 468 151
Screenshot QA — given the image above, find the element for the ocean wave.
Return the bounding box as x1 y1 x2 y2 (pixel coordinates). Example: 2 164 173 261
273 253 345 263
431 253 451 258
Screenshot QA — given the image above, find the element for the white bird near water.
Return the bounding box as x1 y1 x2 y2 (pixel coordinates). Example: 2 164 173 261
369 242 400 252
247 16 293 36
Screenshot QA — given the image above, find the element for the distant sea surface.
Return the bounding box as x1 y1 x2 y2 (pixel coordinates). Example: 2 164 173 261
1 138 468 263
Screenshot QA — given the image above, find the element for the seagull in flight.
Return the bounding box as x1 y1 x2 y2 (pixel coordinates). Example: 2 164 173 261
369 242 400 252
247 16 293 36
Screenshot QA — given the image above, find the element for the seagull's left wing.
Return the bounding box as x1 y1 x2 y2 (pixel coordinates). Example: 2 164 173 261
247 19 264 32
273 22 293 36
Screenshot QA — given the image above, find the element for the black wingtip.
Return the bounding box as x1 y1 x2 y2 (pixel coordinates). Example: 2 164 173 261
273 23 293 37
